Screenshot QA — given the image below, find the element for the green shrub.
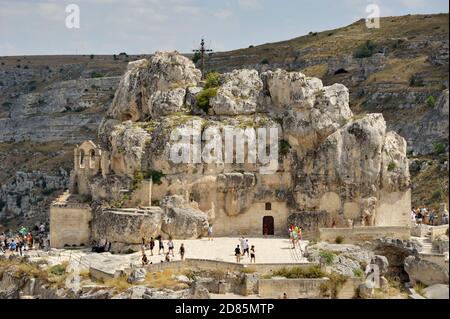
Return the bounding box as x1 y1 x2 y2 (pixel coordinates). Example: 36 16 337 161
147 170 165 185
353 40 377 59
387 162 396 172
279 140 291 156
49 264 66 276
426 96 436 108
132 170 145 190
91 71 104 79
432 189 444 201
192 52 201 64
124 248 136 254
433 143 446 155
272 266 325 279
196 88 218 113
320 272 348 298
319 250 336 265
352 268 364 278
409 74 424 87
42 188 56 196
335 236 344 244
204 71 221 89
261 59 269 65
133 170 166 188
2 101 12 109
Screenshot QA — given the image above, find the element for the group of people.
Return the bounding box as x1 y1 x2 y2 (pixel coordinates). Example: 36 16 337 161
91 239 112 253
140 236 186 267
0 223 48 256
288 224 303 251
234 236 256 263
411 207 449 226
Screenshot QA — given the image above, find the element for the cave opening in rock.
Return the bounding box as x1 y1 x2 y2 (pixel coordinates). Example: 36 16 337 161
334 68 349 75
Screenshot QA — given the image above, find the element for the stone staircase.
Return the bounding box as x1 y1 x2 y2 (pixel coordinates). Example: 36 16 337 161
414 236 439 254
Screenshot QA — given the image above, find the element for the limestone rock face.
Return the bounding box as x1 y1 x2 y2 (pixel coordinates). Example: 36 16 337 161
73 51 412 239
160 195 209 239
150 88 187 116
423 284 449 299
107 52 201 121
262 69 352 154
106 121 152 177
395 89 449 155
296 114 410 220
404 255 449 286
211 69 263 115
91 207 163 245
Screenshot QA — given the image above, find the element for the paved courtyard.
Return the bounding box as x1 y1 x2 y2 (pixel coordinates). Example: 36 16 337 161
143 237 308 264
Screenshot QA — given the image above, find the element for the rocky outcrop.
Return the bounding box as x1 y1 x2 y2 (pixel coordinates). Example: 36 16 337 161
160 196 209 239
0 170 69 221
423 284 449 299
306 242 373 277
404 255 449 286
91 195 209 246
107 52 201 122
262 69 352 154
91 207 163 246
395 89 449 155
76 51 412 238
0 77 119 143
210 69 263 115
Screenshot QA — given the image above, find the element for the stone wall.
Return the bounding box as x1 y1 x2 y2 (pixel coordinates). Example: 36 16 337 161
49 204 92 248
376 190 411 226
143 259 317 275
88 258 318 281
319 226 411 243
213 201 290 237
258 278 329 299
431 225 449 241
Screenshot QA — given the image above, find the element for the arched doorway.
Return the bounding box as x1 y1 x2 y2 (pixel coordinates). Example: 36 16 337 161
263 216 274 236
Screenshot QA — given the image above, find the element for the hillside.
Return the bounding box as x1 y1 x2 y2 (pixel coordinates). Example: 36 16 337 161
0 13 448 230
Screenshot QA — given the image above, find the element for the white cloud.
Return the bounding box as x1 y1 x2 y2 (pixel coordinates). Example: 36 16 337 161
238 0 262 10
213 8 233 20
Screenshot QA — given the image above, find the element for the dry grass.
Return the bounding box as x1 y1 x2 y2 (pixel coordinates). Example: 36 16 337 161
104 274 132 293
410 155 449 208
240 267 257 274
144 270 188 291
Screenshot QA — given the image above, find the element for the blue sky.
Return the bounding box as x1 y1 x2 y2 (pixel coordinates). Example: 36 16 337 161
0 0 448 56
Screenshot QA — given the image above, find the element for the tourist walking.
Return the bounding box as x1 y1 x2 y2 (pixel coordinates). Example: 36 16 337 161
239 236 246 252
250 245 256 263
149 237 155 256
416 210 424 227
429 209 436 226
179 243 185 261
168 238 175 257
443 209 449 224
141 237 146 254
208 225 213 241
157 236 164 255
9 239 16 252
243 239 250 257
235 245 241 263
411 208 417 226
